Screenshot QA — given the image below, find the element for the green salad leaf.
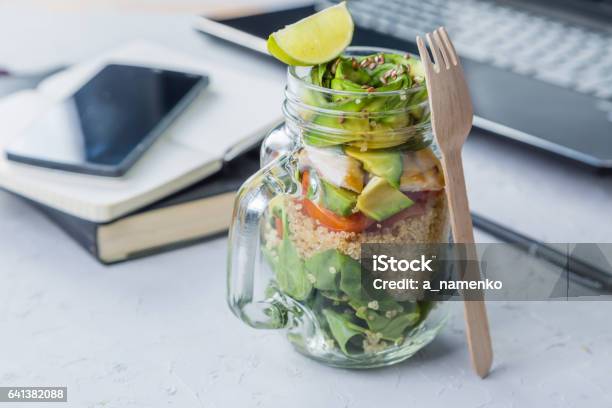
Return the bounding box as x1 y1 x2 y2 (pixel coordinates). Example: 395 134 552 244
338 253 365 301
304 249 342 291
304 248 364 300
380 310 420 341
275 205 312 301
322 308 366 354
356 305 420 342
303 52 428 150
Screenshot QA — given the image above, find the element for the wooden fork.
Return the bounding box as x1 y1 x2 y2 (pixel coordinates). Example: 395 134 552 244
416 27 493 378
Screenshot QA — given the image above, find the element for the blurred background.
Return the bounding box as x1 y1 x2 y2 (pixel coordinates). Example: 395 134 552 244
1 0 612 407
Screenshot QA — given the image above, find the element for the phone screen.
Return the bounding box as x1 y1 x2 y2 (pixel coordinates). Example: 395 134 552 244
6 64 207 176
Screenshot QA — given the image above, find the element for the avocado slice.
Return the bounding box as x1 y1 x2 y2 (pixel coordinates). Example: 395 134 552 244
320 179 358 216
356 177 414 222
345 148 403 188
407 58 425 80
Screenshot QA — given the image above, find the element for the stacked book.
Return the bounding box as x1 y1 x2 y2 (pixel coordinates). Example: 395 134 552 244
28 146 260 264
0 42 280 264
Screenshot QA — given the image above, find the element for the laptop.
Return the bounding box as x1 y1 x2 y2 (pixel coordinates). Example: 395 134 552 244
195 0 612 169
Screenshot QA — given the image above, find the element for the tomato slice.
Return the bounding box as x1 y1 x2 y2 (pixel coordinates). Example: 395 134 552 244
302 199 374 232
301 171 374 233
274 217 283 239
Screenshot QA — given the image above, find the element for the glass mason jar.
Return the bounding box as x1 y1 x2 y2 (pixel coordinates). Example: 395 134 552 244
228 47 450 368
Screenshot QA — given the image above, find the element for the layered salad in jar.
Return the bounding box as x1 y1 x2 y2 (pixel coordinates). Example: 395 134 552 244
262 48 450 356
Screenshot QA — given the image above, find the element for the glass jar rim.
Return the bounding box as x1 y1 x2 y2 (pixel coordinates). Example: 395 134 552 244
287 46 427 97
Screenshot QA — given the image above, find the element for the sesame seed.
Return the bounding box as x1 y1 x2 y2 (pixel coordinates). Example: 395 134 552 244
367 300 379 310
329 266 337 274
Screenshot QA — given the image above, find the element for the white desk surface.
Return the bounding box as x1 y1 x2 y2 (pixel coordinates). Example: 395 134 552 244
1 4 612 408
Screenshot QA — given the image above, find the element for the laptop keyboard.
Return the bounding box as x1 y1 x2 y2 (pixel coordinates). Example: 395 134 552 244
319 0 612 100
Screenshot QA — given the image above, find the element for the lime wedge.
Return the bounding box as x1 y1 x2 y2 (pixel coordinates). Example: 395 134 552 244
267 2 354 66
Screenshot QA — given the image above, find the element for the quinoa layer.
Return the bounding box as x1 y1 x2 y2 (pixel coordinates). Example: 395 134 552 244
281 193 449 260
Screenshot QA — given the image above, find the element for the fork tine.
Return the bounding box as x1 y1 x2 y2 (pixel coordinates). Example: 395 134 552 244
416 36 433 68
425 33 442 70
432 30 450 69
437 27 458 66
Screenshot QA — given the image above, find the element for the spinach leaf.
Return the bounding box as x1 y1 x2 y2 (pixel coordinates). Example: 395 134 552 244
320 291 348 302
275 205 312 301
304 249 365 302
356 308 390 333
304 249 344 291
379 311 420 341
322 308 366 354
338 253 365 301
355 303 421 341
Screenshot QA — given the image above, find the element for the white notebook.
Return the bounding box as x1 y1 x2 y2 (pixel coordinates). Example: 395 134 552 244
0 41 283 222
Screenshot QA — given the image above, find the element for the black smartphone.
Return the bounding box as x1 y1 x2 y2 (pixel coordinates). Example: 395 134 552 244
6 64 208 177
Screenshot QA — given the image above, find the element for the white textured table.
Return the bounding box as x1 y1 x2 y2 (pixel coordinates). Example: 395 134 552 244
1 3 612 407
2 194 612 407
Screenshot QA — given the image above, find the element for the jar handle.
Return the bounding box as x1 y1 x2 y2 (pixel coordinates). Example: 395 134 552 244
227 153 298 329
